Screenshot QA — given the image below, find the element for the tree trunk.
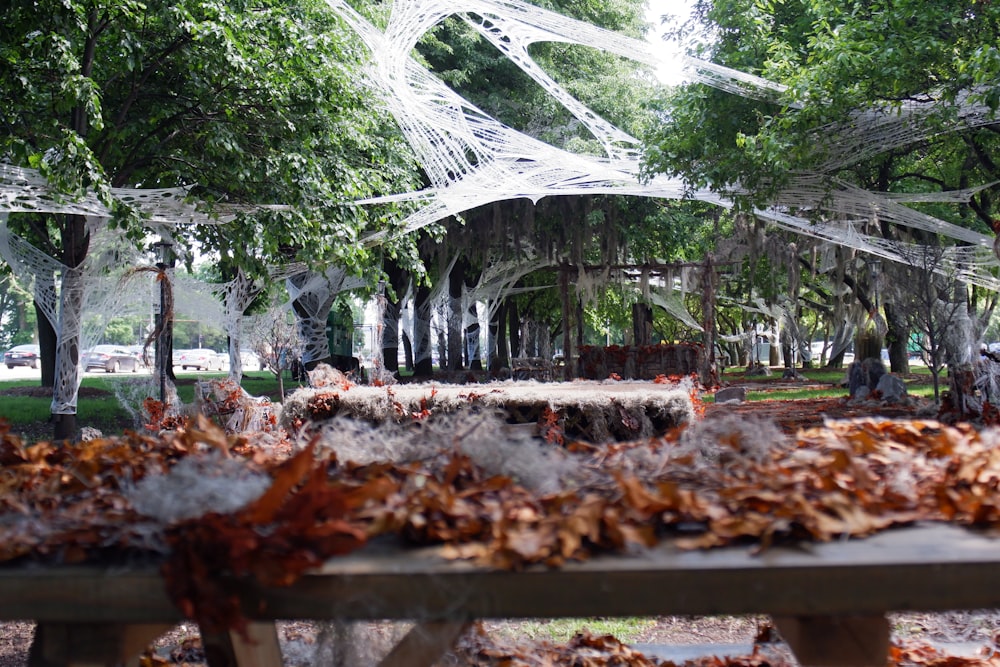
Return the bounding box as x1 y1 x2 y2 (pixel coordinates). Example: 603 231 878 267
165 327 176 382
51 214 90 441
825 319 855 370
560 266 573 380
460 257 484 371
52 11 101 441
382 297 401 373
700 257 719 384
946 293 975 415
631 302 653 346
288 271 338 371
402 330 413 372
768 324 781 367
466 301 482 371
382 261 409 374
507 299 521 359
575 297 585 377
884 302 909 374
493 300 508 370
413 283 434 377
35 294 56 388
447 260 465 371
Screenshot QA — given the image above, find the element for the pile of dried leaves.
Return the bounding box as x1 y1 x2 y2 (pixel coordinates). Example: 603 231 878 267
3 413 1000 637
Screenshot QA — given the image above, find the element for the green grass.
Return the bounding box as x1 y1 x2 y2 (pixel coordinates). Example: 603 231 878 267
490 617 656 644
719 367 847 385
0 372 288 438
745 387 845 401
1 392 133 438
0 394 58 425
712 364 939 402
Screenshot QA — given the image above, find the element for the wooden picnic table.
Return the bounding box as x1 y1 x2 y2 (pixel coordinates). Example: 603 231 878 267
2 521 999 667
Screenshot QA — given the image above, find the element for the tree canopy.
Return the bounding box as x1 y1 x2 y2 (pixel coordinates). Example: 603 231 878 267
0 0 421 274
643 0 1000 221
0 0 423 435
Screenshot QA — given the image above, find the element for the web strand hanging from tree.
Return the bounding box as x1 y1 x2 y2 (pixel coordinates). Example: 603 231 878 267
327 0 997 284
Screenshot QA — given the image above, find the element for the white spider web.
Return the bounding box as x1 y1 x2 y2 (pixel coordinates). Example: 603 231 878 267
325 0 998 290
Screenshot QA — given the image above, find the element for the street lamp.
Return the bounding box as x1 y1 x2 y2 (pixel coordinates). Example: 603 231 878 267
152 240 174 407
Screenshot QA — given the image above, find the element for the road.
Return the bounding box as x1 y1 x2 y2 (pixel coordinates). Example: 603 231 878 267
0 364 155 381
0 361 260 383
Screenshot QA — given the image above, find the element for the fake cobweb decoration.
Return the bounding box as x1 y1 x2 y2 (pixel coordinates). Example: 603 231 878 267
285 267 367 367
323 0 999 289
0 213 155 413
0 0 996 425
0 0 992 303
0 163 257 225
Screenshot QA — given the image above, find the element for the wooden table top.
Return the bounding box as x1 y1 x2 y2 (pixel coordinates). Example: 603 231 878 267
1 522 998 624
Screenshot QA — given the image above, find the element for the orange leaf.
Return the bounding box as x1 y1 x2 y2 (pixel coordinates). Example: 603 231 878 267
240 441 317 525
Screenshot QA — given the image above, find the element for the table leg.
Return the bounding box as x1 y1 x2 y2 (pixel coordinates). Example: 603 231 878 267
200 621 283 667
28 622 172 667
377 621 470 667
772 614 890 667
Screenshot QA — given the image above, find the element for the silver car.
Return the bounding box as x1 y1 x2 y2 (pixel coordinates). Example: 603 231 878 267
178 348 225 371
82 345 139 373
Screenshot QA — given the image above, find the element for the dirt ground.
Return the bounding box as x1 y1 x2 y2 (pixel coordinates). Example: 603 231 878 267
2 611 999 666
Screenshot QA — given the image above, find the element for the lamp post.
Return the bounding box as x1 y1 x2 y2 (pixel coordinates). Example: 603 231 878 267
152 240 174 407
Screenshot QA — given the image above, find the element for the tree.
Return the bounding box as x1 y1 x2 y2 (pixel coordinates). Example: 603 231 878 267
246 306 300 403
403 0 683 374
642 0 1000 377
645 0 1000 203
0 0 420 439
0 268 34 350
889 244 974 405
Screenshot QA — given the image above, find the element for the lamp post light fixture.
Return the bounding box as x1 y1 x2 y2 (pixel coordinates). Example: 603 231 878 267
153 240 173 268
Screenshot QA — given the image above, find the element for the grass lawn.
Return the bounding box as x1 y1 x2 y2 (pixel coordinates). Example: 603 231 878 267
712 364 938 402
0 370 292 439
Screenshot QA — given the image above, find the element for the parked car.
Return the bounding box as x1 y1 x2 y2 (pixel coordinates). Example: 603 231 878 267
240 351 261 371
178 348 225 371
82 345 139 373
4 344 40 369
172 348 192 367
127 345 150 368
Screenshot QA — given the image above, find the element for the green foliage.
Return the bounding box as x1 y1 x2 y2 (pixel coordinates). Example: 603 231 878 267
640 0 1000 374
581 283 634 345
172 319 226 351
0 270 36 349
643 0 1000 223
1 0 422 280
101 317 141 345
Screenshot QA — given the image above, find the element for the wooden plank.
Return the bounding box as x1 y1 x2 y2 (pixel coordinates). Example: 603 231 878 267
240 523 1000 620
377 621 469 667
773 615 890 667
0 567 179 624
200 622 283 667
2 524 1000 624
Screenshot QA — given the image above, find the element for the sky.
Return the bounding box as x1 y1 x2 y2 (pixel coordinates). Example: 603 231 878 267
644 0 694 85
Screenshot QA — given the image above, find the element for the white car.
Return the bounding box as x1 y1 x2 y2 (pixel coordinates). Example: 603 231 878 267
177 348 225 371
